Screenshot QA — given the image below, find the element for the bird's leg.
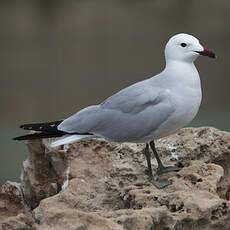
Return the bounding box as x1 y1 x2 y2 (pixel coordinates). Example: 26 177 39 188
143 143 153 179
149 140 180 175
143 143 172 189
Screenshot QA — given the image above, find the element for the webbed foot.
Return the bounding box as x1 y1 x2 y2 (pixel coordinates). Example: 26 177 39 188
149 177 172 189
156 165 181 175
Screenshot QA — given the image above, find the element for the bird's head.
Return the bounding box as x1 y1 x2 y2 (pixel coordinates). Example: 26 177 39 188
165 33 216 63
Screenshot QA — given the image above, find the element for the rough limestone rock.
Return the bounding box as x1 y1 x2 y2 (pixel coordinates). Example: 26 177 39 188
0 181 34 229
21 139 70 209
1 127 230 230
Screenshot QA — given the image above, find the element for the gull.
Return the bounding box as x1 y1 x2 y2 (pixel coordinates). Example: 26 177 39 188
14 33 216 188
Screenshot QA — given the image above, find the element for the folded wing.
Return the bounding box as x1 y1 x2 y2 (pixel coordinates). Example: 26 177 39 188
58 81 174 142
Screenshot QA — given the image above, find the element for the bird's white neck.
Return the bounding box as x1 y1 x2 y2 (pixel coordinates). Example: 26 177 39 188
162 60 200 88
165 59 197 73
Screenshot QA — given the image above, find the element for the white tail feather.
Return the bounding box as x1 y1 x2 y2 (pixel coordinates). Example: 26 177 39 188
50 134 93 148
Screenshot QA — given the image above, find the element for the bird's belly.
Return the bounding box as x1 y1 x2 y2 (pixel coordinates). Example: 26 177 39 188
139 90 202 142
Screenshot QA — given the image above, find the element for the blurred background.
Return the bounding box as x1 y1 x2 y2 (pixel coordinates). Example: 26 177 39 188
0 0 229 183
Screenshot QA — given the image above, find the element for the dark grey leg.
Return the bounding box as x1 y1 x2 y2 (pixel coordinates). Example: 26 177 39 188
143 143 173 189
143 143 153 179
149 140 180 175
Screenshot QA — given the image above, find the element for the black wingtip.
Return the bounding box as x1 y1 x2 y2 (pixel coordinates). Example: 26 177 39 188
19 120 63 132
19 124 35 130
13 135 28 141
13 133 35 141
13 131 66 141
13 136 24 141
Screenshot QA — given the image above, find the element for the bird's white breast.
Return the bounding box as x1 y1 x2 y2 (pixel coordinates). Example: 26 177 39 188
150 62 202 140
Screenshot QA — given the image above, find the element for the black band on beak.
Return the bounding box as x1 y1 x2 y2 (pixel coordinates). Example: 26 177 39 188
196 48 216 59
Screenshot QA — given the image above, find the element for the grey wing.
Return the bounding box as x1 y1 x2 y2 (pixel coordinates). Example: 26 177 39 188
100 81 162 114
58 81 174 141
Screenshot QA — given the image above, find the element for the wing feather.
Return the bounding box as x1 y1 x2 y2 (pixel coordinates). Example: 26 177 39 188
58 80 174 142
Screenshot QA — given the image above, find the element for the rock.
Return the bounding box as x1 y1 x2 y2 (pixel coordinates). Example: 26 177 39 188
34 206 123 230
0 181 24 219
21 139 70 209
2 127 230 229
0 213 34 230
156 127 230 200
0 181 35 229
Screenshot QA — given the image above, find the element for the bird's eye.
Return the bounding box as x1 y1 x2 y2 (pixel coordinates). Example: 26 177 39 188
180 43 187 48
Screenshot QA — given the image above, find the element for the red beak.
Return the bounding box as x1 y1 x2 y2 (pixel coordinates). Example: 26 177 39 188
197 48 216 59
